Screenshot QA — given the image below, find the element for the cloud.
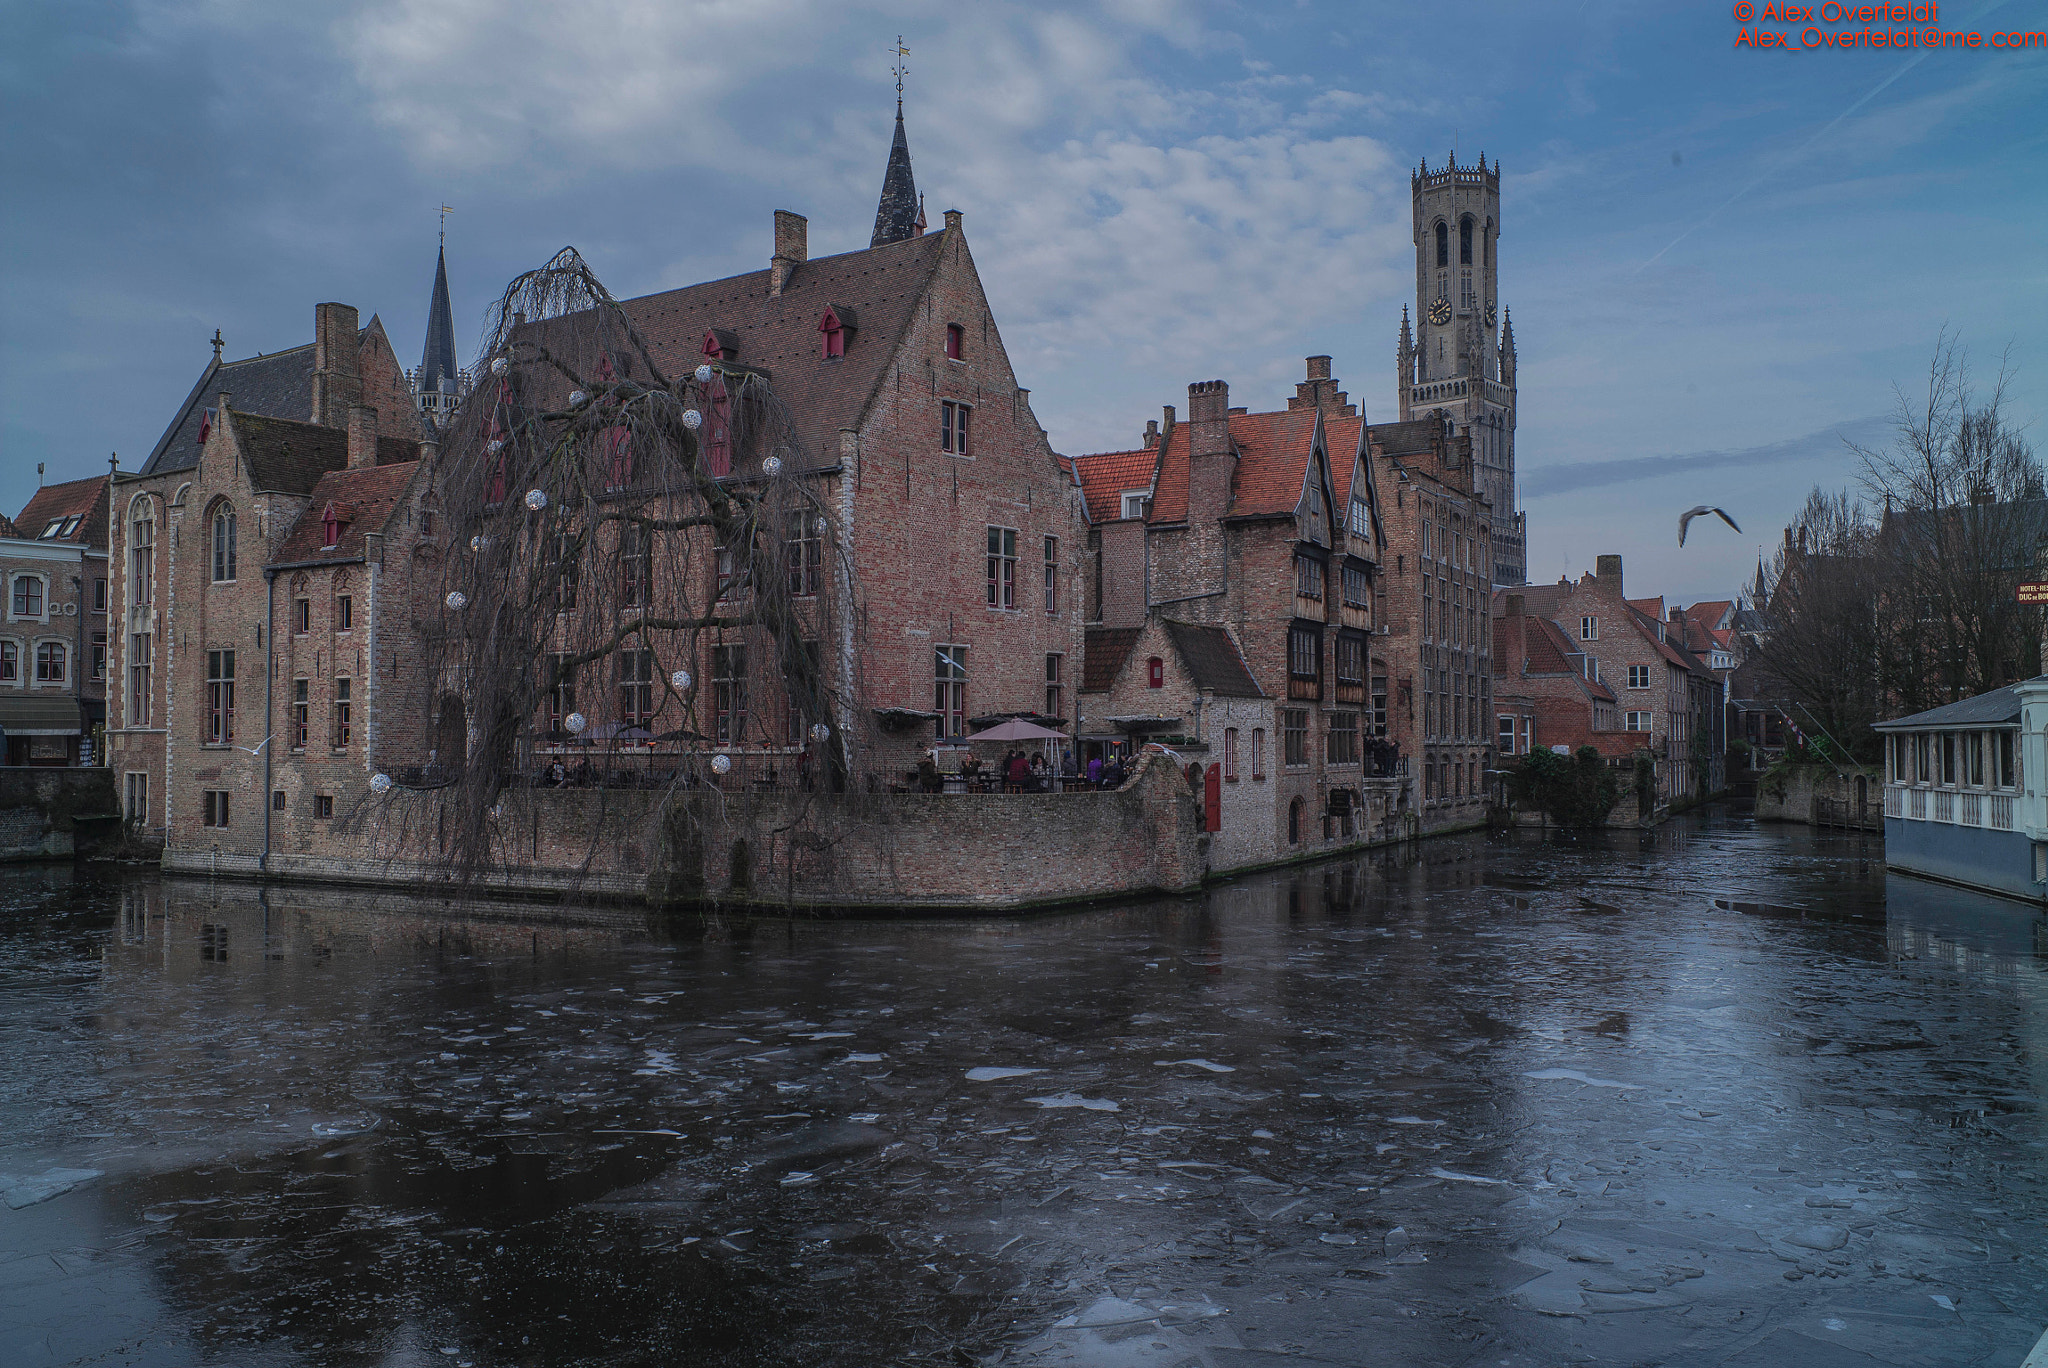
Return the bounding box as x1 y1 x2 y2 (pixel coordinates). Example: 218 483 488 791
1525 416 1891 499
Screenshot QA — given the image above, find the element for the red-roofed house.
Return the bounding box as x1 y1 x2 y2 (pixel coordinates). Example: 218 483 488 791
1073 357 1410 863
4 474 111 764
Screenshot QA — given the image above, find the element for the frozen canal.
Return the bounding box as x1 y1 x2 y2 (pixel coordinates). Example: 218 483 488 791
2 814 2045 1368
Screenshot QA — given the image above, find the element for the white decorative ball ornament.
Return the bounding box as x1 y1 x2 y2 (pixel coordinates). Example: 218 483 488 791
761 456 782 476
711 753 733 775
469 534 489 553
681 409 703 431
370 772 393 794
565 712 587 734
487 439 505 454
569 390 588 407
524 489 548 511
490 357 509 376
695 364 714 383
809 722 831 742
815 516 828 534
444 590 468 610
670 669 692 691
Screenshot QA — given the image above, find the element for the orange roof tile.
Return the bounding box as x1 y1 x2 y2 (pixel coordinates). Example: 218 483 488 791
16 475 110 549
273 461 422 564
1068 448 1158 523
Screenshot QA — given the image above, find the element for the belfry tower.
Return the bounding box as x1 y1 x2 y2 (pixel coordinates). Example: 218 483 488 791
1398 152 1523 585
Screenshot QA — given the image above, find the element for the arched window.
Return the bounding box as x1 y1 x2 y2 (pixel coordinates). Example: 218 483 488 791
36 641 67 684
211 504 237 582
1434 221 1448 269
12 575 45 617
128 497 156 609
1460 215 1473 265
1288 796 1302 844
1147 656 1164 689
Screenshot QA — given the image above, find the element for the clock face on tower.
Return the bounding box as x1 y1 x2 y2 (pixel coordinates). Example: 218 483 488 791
1427 296 1452 326
1485 302 1498 329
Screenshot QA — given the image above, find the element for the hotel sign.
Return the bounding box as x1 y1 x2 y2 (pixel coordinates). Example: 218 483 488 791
2019 583 2048 604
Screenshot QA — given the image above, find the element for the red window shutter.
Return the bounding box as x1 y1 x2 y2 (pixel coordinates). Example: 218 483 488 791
1147 657 1163 688
1204 764 1222 832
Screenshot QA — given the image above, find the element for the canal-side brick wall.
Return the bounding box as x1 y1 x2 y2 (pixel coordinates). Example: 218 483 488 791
162 751 1212 911
0 766 118 860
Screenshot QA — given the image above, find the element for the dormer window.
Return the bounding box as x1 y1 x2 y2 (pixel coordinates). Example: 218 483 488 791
197 408 215 446
1120 491 1151 520
818 306 857 360
700 329 738 363
945 324 964 361
320 502 342 548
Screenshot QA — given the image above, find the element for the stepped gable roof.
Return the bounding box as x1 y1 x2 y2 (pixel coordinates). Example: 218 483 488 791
16 475 110 549
615 231 949 468
1082 627 1142 692
1874 680 2035 731
1162 620 1264 698
0 511 21 539
273 461 421 563
142 334 369 477
1067 448 1157 523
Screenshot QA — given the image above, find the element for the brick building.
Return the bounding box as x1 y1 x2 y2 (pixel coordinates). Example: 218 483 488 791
1072 358 1409 863
1496 557 1723 808
1369 413 1494 831
1491 595 1628 763
2 474 110 765
503 109 1086 785
107 301 435 846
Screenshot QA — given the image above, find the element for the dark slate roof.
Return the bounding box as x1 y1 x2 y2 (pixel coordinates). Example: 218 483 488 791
418 246 460 397
273 461 422 564
1873 681 2035 731
16 475 110 550
1367 418 1445 457
141 341 333 476
1163 620 1263 697
1082 627 1142 692
233 412 350 495
612 231 949 468
870 109 922 247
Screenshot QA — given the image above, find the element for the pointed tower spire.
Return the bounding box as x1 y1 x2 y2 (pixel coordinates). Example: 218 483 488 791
872 37 922 248
420 245 458 395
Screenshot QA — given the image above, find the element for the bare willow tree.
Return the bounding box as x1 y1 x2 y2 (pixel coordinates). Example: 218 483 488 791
1755 487 1885 758
363 248 866 888
1855 328 2042 713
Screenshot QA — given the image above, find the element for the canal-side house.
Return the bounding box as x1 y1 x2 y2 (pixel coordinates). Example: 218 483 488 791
1072 359 1406 866
4 475 111 765
106 301 434 844
1874 681 2041 902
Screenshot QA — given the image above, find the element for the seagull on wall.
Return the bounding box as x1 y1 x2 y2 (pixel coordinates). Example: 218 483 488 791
1678 506 1741 547
233 734 274 757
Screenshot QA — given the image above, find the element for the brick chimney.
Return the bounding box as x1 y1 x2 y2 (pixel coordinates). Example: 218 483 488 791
1186 380 1232 519
770 211 807 297
1595 554 1623 590
1502 593 1527 675
347 404 379 471
312 302 362 427
1143 418 1159 449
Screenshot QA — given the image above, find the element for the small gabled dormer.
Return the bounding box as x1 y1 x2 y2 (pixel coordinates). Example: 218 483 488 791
320 501 347 550
700 329 739 365
818 305 857 360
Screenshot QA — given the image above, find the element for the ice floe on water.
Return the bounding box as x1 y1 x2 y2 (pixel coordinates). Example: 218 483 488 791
843 1053 885 1064
1025 1092 1119 1111
1153 1057 1235 1072
1 1167 101 1209
964 1066 1041 1081
1521 1067 1642 1088
1429 1167 1505 1185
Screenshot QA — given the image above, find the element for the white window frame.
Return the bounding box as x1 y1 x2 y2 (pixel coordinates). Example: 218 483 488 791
1580 616 1598 641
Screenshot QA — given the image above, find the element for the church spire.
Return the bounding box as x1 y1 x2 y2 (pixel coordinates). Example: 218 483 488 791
871 38 922 248
419 244 458 397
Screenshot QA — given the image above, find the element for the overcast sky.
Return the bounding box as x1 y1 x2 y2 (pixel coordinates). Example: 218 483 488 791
5 0 2042 603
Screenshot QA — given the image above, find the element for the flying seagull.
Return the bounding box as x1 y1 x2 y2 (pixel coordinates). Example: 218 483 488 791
1678 506 1741 547
233 734 274 757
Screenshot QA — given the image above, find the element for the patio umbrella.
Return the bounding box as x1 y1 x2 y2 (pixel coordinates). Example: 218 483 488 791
965 718 1069 743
